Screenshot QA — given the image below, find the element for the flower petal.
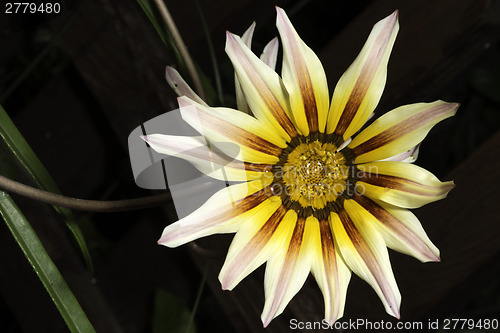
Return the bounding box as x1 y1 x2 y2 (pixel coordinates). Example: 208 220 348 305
261 216 316 327
158 180 268 247
241 22 256 46
331 205 401 318
327 11 399 139
235 22 256 114
165 66 207 106
260 37 279 71
311 218 351 324
355 161 455 208
141 134 267 181
348 101 458 164
219 203 294 290
178 96 286 164
352 195 439 262
226 32 297 141
380 144 420 163
276 7 329 135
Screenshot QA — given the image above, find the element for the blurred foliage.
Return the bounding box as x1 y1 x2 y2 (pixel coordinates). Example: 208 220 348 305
152 289 196 333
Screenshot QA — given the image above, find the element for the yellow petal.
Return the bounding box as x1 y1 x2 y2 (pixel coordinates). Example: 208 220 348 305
348 101 458 164
327 11 399 139
276 7 329 135
178 96 286 164
356 161 455 208
261 216 316 327
311 218 351 324
158 180 267 247
352 195 440 262
380 144 420 163
330 205 401 318
218 203 294 290
226 32 297 141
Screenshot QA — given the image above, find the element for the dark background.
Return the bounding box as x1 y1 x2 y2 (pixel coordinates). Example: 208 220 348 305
0 0 499 332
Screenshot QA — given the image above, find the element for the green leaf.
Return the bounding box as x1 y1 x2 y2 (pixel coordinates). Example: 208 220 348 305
135 0 189 74
0 193 95 333
152 289 196 333
135 0 169 46
136 0 219 101
193 0 223 103
0 105 93 272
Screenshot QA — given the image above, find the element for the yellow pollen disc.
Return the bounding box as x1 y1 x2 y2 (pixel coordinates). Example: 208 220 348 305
282 141 348 209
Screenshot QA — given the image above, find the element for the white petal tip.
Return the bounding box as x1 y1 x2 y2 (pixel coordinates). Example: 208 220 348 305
219 279 233 291
218 273 236 291
390 306 401 319
157 237 168 246
420 251 441 263
385 10 399 22
165 67 178 84
225 32 240 49
324 317 341 327
157 232 181 248
177 96 190 107
275 6 288 22
439 101 460 116
431 250 441 262
261 314 273 328
445 180 456 192
276 7 286 15
241 22 256 47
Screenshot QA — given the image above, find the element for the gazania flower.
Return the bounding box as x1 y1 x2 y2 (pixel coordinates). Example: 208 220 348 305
143 7 457 326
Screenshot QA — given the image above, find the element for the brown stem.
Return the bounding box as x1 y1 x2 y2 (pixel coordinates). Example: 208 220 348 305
0 175 171 213
153 0 207 101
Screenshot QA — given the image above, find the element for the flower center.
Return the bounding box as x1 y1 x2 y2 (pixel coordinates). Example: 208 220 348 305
270 136 351 216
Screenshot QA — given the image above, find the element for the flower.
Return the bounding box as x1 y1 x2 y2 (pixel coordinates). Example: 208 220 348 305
142 7 458 327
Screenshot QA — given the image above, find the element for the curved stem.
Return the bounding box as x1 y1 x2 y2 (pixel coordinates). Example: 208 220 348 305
0 175 171 213
153 0 207 101
193 0 223 102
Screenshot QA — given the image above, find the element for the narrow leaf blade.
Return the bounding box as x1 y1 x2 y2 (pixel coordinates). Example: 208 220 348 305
0 105 93 271
0 193 95 333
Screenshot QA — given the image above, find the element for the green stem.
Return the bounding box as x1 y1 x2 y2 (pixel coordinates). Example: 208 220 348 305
186 261 209 333
153 0 207 101
0 175 171 212
193 0 223 102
